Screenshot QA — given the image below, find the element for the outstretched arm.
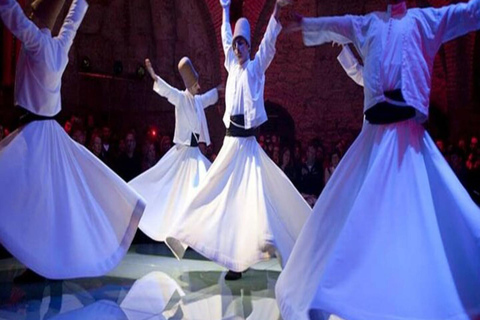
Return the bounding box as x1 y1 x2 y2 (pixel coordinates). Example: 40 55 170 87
0 0 44 52
146 58 183 106
220 0 235 71
56 0 89 50
422 0 480 53
198 86 220 109
145 58 157 81
254 0 289 73
302 14 360 47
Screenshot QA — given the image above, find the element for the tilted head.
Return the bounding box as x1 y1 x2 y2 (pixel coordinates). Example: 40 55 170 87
178 57 200 95
30 0 65 30
233 18 251 65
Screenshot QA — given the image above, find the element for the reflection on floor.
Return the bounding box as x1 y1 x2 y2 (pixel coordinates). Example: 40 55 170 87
0 243 283 320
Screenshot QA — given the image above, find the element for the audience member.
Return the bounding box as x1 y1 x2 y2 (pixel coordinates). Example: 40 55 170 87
324 150 340 185
116 131 142 181
299 142 324 197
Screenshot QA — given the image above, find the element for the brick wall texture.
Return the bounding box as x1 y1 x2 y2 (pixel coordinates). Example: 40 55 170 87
1 0 479 150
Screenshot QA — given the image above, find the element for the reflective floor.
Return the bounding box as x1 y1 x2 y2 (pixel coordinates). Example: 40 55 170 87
0 244 283 320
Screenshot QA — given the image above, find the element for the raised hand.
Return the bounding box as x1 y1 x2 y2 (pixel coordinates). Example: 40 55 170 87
216 84 225 100
219 0 230 8
284 12 303 33
145 59 157 81
277 0 292 8
274 0 292 22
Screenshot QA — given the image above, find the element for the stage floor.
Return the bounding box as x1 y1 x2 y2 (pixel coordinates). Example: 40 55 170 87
0 243 283 320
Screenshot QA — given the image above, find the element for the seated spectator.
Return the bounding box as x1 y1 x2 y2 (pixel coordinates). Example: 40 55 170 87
90 134 103 159
101 125 114 164
141 141 158 171
272 145 281 165
315 141 325 168
63 119 72 135
435 138 446 155
324 150 340 185
267 142 274 158
160 135 172 158
116 131 142 181
71 126 86 145
470 136 478 154
457 138 467 159
280 147 299 186
293 140 303 166
271 134 280 147
299 142 324 197
258 134 266 151
447 147 468 185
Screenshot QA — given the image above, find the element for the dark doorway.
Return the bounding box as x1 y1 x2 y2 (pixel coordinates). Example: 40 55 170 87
260 100 295 148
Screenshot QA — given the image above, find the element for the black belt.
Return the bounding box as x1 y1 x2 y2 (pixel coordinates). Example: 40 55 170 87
190 133 200 147
225 115 256 137
17 107 57 126
365 90 415 124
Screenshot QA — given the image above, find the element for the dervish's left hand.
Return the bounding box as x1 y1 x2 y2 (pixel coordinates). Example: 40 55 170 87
216 84 225 100
219 0 230 8
277 0 292 7
284 11 303 33
144 59 157 81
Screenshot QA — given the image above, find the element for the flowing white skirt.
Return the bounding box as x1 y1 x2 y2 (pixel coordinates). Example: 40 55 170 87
166 136 311 272
276 119 480 320
0 120 145 279
129 145 211 243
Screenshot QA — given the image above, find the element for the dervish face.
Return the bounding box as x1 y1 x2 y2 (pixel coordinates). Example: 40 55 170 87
233 37 250 65
188 82 201 95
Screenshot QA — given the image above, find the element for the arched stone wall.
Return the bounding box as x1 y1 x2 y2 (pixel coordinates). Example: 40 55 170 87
0 0 478 149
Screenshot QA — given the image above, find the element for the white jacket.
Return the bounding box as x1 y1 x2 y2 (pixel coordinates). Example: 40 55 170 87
0 0 88 117
153 75 217 146
303 1 480 123
222 15 282 129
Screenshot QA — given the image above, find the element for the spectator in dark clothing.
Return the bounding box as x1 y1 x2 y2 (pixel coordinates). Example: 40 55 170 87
300 143 324 197
100 125 114 166
280 147 299 187
448 147 468 186
116 131 142 181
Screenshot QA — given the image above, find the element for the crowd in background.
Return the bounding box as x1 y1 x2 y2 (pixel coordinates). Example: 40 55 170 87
0 114 478 206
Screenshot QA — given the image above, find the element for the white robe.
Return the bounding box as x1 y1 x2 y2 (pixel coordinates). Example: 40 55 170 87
166 11 311 272
129 77 217 245
276 120 480 320
276 2 480 319
0 0 145 279
167 136 311 272
130 145 211 244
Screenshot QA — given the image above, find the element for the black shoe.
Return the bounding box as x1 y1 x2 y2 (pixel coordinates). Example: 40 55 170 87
13 269 46 284
224 270 242 281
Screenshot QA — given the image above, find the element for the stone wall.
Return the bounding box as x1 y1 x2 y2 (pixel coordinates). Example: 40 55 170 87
1 0 479 152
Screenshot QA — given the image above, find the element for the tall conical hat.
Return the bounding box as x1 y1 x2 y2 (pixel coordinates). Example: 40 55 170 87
178 57 199 89
31 0 65 30
233 17 251 48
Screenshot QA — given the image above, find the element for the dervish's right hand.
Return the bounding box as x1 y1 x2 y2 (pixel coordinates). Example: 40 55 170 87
216 84 225 99
284 12 303 33
220 0 230 8
277 0 292 7
145 59 157 81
